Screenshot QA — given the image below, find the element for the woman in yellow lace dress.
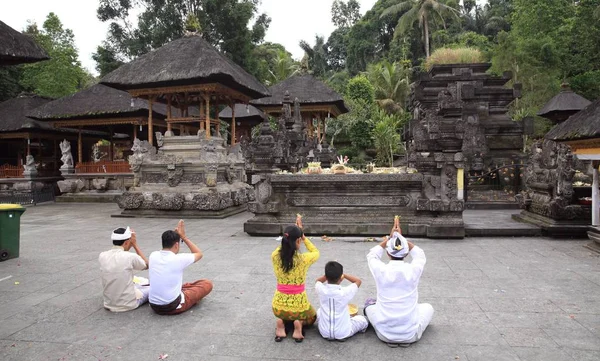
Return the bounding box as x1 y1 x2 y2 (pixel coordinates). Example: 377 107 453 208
272 219 319 343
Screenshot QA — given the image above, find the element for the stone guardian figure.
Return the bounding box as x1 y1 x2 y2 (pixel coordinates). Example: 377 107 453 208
59 139 74 170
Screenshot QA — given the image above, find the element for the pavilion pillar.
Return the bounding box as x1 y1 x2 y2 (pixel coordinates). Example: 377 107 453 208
26 136 31 156
109 126 114 161
148 97 154 146
231 102 236 145
205 96 211 138
593 165 599 226
133 124 138 140
53 139 57 174
215 100 220 137
78 127 83 164
199 97 205 131
317 113 322 143
167 96 173 135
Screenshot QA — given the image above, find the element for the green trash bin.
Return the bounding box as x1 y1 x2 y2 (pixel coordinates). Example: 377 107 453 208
0 204 26 261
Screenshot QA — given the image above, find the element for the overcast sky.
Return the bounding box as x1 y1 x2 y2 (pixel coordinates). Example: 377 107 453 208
3 0 485 76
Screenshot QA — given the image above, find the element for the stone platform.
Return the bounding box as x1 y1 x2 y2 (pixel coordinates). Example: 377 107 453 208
513 211 590 238
245 173 465 238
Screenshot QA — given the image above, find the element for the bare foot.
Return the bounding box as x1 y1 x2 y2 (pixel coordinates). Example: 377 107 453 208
292 320 304 341
275 318 286 339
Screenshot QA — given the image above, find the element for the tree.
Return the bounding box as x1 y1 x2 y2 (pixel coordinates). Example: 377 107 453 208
0 66 26 102
96 0 271 73
299 36 328 77
367 60 410 114
250 42 298 85
20 13 92 98
371 108 402 167
381 0 461 57
332 0 361 28
92 43 125 77
267 49 299 85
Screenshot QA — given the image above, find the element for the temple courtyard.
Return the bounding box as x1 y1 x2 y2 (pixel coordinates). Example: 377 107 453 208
0 203 599 361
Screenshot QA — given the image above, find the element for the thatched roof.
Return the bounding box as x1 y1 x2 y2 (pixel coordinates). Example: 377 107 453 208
28 84 169 121
100 34 269 99
0 94 54 132
250 75 349 114
219 104 265 120
545 99 600 142
537 85 591 122
0 94 107 137
0 20 49 66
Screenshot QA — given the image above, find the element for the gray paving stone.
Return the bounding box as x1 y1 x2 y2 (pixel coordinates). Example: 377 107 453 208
497 327 559 348
1 203 599 361
512 346 576 361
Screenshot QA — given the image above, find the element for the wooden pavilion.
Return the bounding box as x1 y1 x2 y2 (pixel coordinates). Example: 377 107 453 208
538 84 591 123
219 104 265 143
0 20 49 66
546 99 600 247
28 84 171 172
250 74 348 143
100 34 270 145
0 94 105 177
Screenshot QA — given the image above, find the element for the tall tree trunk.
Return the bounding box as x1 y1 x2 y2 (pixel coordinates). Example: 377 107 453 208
424 14 430 58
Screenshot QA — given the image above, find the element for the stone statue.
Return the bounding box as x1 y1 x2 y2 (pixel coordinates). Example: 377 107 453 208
59 140 74 169
156 132 164 147
23 155 38 177
92 144 101 163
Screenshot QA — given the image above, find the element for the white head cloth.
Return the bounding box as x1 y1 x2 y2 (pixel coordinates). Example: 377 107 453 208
111 226 132 241
386 232 409 258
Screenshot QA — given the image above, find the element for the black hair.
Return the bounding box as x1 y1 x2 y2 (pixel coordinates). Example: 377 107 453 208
162 230 180 249
112 227 128 246
279 225 303 273
325 261 343 283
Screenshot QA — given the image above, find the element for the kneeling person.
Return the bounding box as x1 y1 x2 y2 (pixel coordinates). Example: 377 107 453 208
316 261 368 340
99 227 149 312
365 228 434 346
149 220 213 315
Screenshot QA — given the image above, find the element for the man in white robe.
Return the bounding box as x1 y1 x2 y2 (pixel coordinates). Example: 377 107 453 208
365 231 434 347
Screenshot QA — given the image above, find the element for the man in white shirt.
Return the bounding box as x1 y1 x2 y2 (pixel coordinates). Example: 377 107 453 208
99 227 149 312
315 261 368 341
149 220 213 315
365 227 434 347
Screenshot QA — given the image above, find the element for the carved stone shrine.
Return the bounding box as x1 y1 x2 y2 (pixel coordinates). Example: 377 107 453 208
409 63 528 206
116 134 254 218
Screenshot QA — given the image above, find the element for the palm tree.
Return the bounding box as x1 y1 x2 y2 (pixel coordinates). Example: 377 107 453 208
381 0 461 57
267 50 299 85
299 35 328 77
367 60 410 114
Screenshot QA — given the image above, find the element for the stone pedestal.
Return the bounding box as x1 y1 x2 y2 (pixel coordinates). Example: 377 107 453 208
60 167 75 176
586 226 600 253
116 135 253 218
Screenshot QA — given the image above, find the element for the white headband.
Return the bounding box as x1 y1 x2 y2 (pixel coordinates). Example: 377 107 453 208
386 232 409 258
111 226 132 241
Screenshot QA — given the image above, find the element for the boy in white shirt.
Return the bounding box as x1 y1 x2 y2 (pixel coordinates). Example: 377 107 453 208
315 261 369 341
